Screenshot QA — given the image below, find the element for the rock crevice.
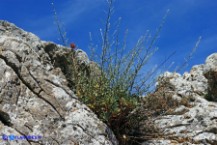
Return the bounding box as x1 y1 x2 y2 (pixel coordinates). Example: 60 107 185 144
0 20 118 145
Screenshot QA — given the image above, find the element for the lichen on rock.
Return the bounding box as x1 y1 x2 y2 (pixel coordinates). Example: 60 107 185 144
0 20 118 145
141 53 217 145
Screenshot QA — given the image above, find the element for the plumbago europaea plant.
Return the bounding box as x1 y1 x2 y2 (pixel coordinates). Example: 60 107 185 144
64 1 170 144
52 0 200 144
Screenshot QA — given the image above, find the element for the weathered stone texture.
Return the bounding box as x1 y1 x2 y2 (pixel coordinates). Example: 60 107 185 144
0 20 118 145
142 53 217 145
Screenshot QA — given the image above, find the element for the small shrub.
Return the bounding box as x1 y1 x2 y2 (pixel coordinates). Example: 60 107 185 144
51 1 199 144
67 0 169 143
51 0 170 144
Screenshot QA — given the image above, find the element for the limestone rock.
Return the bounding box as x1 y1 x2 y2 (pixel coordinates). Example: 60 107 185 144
0 20 118 145
142 53 217 145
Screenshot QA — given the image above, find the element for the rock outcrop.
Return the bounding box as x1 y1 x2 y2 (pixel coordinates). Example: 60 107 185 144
1 20 217 145
142 53 217 145
0 20 117 145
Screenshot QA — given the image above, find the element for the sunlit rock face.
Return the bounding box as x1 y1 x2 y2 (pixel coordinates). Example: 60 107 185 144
142 53 217 145
0 20 118 145
1 20 217 145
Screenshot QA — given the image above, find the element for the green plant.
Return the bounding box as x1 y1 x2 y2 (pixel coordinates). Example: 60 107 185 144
51 2 68 46
175 36 202 72
67 0 171 144
51 0 168 144
51 1 199 144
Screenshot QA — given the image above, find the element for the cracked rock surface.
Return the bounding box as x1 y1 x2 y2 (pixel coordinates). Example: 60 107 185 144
142 53 217 145
0 20 118 145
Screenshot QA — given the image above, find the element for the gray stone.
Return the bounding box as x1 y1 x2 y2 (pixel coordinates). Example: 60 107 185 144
0 20 118 145
142 53 217 145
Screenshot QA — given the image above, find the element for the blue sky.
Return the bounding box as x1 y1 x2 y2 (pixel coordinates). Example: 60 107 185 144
1 0 217 74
